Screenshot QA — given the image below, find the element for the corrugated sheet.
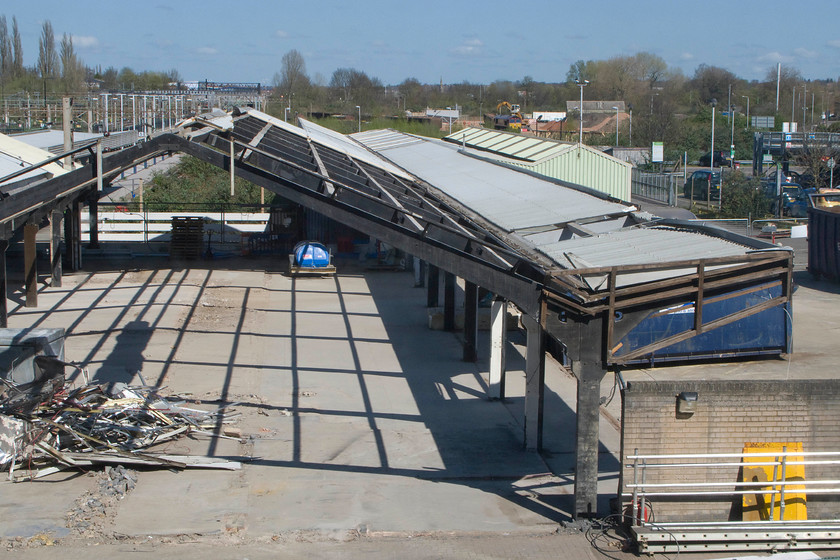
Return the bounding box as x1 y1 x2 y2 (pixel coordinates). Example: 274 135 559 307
352 128 773 288
443 127 632 200
11 130 140 154
0 132 74 186
353 130 632 234
299 119 412 179
540 227 751 289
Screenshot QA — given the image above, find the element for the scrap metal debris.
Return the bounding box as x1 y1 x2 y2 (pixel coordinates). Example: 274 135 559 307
0 368 243 481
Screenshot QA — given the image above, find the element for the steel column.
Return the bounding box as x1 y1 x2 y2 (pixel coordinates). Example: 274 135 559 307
413 257 425 288
488 297 507 399
427 264 439 307
88 197 99 249
0 239 7 327
463 281 478 362
444 272 456 331
24 223 38 307
50 210 63 287
63 202 82 271
573 316 606 518
523 313 545 451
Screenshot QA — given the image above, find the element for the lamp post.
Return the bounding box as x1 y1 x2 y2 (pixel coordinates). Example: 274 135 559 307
770 160 784 218
355 105 361 133
709 98 717 174
742 95 749 131
730 104 735 168
576 79 589 147
628 103 633 146
612 106 619 146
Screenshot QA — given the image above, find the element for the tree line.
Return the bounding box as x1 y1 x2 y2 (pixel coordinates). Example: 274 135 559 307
3 13 839 166
0 16 181 96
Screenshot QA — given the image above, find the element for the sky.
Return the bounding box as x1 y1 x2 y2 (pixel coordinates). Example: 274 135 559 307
5 0 840 86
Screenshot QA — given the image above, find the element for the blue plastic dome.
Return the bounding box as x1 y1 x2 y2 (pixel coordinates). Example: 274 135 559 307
293 241 330 268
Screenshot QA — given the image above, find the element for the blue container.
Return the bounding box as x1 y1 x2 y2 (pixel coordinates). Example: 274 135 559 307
293 241 330 268
611 281 791 364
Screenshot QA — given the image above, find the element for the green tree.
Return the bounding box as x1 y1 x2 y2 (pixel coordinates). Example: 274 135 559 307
720 171 769 218
59 33 84 92
37 20 58 79
11 16 22 78
145 156 268 210
276 49 310 105
0 16 11 82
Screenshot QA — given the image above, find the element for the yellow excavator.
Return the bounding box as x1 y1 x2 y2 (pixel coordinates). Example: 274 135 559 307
494 102 524 130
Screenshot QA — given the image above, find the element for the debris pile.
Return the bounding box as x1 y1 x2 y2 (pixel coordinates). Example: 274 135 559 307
1 370 243 481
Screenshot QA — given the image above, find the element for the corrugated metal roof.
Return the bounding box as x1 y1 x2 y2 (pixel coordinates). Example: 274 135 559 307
11 129 141 154
443 127 632 200
0 132 74 187
353 129 633 234
298 118 412 179
352 128 779 289
541 227 755 289
446 127 573 162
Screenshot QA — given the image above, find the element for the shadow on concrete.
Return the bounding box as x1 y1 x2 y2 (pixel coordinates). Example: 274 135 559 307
4 254 621 527
793 269 840 294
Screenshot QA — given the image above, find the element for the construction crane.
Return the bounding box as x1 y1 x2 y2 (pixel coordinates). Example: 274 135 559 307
493 102 524 131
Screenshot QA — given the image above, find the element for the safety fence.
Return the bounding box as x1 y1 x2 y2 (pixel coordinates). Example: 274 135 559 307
630 168 680 205
624 449 840 553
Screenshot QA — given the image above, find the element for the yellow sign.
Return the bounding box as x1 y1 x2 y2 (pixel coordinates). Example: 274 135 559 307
741 442 806 521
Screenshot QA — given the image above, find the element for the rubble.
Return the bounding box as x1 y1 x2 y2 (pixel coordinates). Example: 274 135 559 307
0 368 244 480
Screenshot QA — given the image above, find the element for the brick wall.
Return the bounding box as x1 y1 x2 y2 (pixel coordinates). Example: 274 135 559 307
620 380 840 522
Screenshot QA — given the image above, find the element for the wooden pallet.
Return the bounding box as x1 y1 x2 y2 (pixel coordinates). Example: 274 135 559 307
170 217 204 259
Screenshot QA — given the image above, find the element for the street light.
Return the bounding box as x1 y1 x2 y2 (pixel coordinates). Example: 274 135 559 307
628 103 633 146
742 95 750 131
612 106 619 146
730 104 735 168
576 79 589 147
709 98 717 174
356 105 361 133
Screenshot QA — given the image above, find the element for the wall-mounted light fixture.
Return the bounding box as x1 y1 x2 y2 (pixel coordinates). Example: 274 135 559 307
676 391 698 418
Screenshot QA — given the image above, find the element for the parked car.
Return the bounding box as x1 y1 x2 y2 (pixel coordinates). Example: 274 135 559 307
684 170 722 200
698 150 728 167
763 182 809 217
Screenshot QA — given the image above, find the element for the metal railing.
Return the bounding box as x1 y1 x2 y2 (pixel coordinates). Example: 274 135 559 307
624 449 840 527
631 168 680 205
688 218 752 236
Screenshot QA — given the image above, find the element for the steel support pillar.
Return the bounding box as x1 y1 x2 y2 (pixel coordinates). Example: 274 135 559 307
88 198 99 249
488 297 507 400
463 281 478 362
427 264 439 307
0 239 7 327
24 223 38 308
64 202 82 271
443 272 456 331
413 257 425 288
523 313 545 451
487 297 507 399
573 317 606 519
50 210 63 288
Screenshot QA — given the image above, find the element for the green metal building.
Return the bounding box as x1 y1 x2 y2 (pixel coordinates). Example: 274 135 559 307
443 127 632 201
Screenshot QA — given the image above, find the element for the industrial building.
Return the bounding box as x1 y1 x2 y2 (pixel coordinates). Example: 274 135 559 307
442 127 632 200
3 107 838 554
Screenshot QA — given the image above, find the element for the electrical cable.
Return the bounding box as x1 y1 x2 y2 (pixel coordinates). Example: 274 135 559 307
585 505 682 560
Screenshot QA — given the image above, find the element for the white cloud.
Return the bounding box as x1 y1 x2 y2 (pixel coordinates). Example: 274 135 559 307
275 30 288 38
72 35 99 49
451 38 483 57
680 52 694 61
757 51 792 64
196 46 218 55
794 47 818 58
829 39 840 48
